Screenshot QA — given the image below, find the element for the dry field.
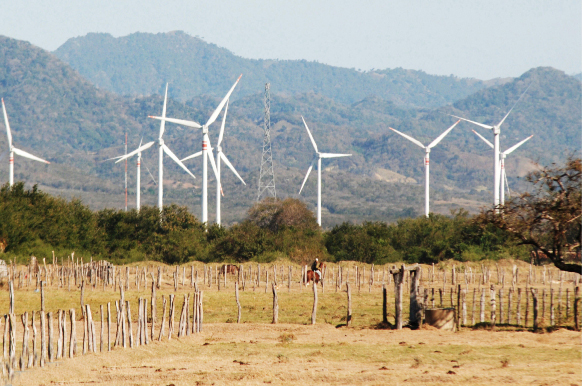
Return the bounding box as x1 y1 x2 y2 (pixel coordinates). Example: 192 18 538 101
1 259 581 385
13 323 582 386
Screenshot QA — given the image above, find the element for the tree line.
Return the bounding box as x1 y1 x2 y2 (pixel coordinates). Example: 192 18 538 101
0 182 528 266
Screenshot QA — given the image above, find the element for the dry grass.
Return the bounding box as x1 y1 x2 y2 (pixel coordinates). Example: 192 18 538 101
1 259 581 385
11 324 581 386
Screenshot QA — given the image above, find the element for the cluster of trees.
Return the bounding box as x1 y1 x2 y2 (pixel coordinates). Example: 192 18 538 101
0 183 525 266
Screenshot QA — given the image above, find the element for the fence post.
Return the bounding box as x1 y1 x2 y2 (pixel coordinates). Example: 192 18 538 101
272 283 278 324
347 282 352 327
490 285 496 329
311 280 318 325
158 296 166 341
107 302 111 352
69 309 76 358
382 284 387 324
531 288 539 331
394 266 404 330
574 286 580 331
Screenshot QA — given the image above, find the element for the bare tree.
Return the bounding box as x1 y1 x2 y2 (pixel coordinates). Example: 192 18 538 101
476 157 581 273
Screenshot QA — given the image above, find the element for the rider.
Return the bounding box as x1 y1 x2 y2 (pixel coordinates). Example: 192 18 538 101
311 258 322 281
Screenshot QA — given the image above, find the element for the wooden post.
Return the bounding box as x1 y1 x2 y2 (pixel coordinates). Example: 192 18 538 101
507 289 513 324
471 288 476 325
456 284 461 329
107 302 111 352
126 301 133 348
69 309 76 358
87 305 96 353
199 291 204 332
410 267 422 328
574 286 580 331
517 288 522 326
56 310 63 360
8 313 15 369
462 288 467 326
394 267 404 330
272 283 278 324
158 296 167 341
20 312 29 370
490 285 496 328
32 311 38 367
40 310 46 366
382 284 387 324
346 282 352 327
144 298 149 344
236 282 241 323
151 277 156 340
100 305 104 352
531 288 539 331
498 289 503 325
311 280 318 325
168 294 175 339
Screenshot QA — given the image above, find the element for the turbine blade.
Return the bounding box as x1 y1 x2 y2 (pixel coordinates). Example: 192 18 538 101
115 141 155 163
139 137 143 147
299 160 315 195
206 75 242 127
159 84 168 138
389 127 425 149
427 120 460 149
472 129 494 149
301 116 319 153
497 84 531 127
2 98 12 148
150 116 202 129
220 152 246 185
448 114 494 130
504 169 511 198
503 135 533 155
207 147 220 181
319 153 352 158
181 150 203 162
12 147 50 164
162 144 196 179
141 158 158 186
217 99 229 147
105 155 124 162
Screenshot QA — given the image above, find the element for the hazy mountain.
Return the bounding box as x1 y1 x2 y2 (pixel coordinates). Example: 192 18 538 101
53 31 495 109
1 35 580 228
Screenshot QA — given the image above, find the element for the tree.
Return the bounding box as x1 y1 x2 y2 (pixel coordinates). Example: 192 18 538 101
476 157 581 273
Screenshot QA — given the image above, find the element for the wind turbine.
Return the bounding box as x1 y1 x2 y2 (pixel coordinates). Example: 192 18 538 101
450 85 530 207
116 84 195 213
2 98 50 187
108 138 157 211
152 75 242 225
298 116 351 227
389 120 460 217
472 129 533 205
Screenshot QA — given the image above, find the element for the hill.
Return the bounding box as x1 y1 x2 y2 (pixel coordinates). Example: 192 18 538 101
53 31 497 109
1 35 580 229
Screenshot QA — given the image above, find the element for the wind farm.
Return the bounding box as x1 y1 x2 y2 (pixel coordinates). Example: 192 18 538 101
0 6 580 386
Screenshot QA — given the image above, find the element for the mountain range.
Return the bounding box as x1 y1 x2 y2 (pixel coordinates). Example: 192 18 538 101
0 32 579 228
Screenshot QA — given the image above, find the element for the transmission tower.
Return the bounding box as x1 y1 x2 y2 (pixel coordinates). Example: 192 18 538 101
257 83 277 201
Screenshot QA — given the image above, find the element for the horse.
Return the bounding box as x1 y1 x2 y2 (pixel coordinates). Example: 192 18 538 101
306 263 326 286
221 264 239 275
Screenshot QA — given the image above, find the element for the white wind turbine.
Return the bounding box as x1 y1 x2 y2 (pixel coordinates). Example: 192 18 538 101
298 116 351 227
389 120 460 217
472 129 533 205
2 98 50 187
109 138 157 212
116 84 195 213
450 85 530 207
152 75 242 224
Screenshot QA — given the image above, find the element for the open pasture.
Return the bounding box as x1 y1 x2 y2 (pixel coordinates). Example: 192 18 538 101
0 258 580 385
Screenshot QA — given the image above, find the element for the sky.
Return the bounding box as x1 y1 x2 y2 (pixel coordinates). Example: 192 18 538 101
0 0 580 80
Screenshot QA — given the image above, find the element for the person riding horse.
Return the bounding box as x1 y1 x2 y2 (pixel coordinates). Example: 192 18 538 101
311 258 322 282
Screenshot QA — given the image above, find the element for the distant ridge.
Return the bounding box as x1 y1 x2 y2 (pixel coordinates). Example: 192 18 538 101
54 31 493 109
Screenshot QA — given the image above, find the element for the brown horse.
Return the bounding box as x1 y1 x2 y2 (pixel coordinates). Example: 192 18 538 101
306 263 326 286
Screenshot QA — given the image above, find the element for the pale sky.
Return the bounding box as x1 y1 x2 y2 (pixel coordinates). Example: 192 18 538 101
1 0 580 80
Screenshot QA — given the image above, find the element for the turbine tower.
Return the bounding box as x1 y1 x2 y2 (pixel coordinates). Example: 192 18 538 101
298 116 351 227
472 129 533 205
257 83 277 201
450 85 530 208
154 75 242 225
2 98 50 187
389 120 460 217
117 84 195 213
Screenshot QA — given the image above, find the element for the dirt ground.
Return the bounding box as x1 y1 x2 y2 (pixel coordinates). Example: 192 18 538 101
13 323 581 386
